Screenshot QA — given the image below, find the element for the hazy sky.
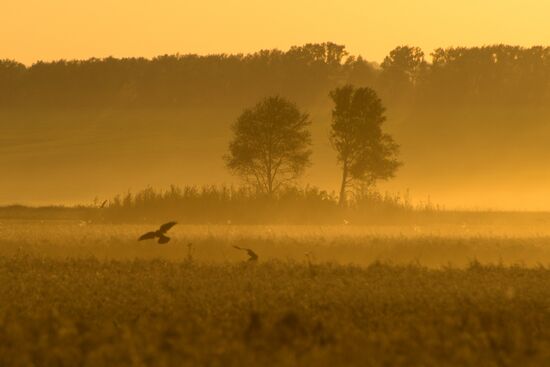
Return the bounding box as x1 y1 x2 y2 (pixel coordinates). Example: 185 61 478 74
3 0 550 65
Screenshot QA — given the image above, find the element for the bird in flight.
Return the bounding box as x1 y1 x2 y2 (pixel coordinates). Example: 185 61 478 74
233 245 259 262
138 222 177 244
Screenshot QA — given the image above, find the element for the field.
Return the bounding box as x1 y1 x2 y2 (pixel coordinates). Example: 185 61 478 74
3 221 550 366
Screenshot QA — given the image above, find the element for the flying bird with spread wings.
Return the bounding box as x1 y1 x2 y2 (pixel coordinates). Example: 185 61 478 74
138 222 177 244
233 245 259 262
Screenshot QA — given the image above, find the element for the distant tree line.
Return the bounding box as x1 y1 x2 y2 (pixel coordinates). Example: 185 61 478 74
2 43 550 109
0 43 368 108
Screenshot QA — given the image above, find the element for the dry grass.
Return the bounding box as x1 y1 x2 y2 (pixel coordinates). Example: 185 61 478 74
3 221 550 266
2 221 550 366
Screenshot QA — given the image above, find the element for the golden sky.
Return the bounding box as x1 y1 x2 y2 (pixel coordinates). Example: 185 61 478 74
3 0 550 64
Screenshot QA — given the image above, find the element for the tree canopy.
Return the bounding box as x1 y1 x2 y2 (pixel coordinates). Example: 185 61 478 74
329 85 401 205
225 96 312 195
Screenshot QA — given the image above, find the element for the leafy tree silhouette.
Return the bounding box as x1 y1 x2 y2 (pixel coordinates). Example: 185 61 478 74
329 85 401 206
225 96 312 195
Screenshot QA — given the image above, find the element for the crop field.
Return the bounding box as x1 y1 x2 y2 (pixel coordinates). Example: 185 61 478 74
3 221 550 366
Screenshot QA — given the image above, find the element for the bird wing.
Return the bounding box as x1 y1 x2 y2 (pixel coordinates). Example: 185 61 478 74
233 245 258 259
159 221 177 234
138 231 157 241
157 235 170 244
246 249 258 260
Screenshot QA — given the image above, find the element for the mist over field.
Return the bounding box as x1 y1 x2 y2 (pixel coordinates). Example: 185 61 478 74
5 1 550 363
3 43 550 209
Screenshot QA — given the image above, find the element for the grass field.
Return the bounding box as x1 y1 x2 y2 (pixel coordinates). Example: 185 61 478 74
2 221 550 366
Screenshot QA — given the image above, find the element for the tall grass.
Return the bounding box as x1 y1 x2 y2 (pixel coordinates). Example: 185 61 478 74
3 256 550 366
102 185 415 224
3 185 550 225
4 184 550 225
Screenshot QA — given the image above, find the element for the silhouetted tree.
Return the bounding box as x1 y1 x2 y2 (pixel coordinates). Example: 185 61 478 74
287 42 348 65
0 60 26 106
381 46 426 85
225 96 312 195
380 46 427 101
329 85 401 206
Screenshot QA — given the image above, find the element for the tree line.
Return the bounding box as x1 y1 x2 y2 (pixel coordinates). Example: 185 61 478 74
1 43 550 110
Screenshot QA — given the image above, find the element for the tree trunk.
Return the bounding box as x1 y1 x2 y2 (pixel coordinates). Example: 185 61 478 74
267 139 273 196
266 164 273 197
338 163 348 207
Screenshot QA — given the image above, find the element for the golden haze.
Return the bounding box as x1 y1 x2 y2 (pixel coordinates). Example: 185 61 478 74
2 0 550 64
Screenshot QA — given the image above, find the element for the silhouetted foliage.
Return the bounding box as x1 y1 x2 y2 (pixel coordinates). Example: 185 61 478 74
412 45 550 108
380 46 427 101
3 43 550 135
329 85 401 206
100 185 412 224
2 43 550 111
0 43 377 109
225 96 312 194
